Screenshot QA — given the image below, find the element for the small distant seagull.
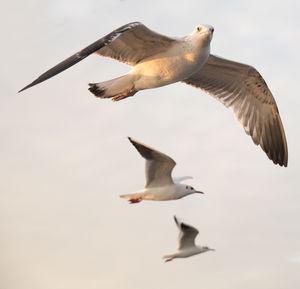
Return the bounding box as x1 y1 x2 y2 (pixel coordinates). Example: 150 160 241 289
163 216 215 262
120 137 203 203
19 22 288 167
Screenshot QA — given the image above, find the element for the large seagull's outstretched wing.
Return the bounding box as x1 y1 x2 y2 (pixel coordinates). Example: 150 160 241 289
19 22 176 92
182 54 288 167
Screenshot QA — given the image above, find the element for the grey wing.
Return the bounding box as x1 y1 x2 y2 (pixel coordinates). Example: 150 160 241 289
174 216 199 250
128 137 176 188
173 176 193 183
96 23 176 65
182 54 288 167
19 22 176 92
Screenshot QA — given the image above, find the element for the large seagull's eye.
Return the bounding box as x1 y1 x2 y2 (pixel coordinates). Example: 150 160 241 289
197 26 201 32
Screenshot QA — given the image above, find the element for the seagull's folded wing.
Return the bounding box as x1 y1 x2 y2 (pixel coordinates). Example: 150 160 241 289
182 54 288 167
173 176 193 183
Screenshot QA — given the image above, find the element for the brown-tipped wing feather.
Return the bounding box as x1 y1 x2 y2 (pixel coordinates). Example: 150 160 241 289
182 54 288 167
128 137 176 188
19 22 176 92
18 22 140 92
174 216 199 250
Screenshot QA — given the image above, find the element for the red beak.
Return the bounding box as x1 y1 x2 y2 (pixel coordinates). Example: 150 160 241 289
196 191 204 194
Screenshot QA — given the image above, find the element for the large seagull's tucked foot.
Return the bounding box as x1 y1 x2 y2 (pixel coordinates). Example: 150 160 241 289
120 137 203 203
163 216 215 262
19 22 288 167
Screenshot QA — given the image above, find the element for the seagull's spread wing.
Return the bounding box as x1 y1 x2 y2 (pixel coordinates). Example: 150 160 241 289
95 23 176 65
174 216 198 250
128 137 176 188
182 54 288 167
19 22 176 92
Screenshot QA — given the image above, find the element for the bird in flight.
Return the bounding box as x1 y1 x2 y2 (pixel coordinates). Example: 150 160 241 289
120 137 203 203
19 22 288 167
163 216 215 262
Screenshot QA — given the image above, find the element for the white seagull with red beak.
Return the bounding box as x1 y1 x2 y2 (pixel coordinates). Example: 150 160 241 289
163 216 215 262
120 137 203 203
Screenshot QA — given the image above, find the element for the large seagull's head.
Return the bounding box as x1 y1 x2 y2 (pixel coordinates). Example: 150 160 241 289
191 24 214 44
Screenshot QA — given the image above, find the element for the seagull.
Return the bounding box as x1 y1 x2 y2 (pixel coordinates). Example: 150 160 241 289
163 216 215 262
120 137 203 203
19 21 288 167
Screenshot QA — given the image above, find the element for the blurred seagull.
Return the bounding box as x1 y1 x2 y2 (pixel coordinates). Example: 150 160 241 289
163 216 215 262
19 22 288 167
120 137 203 203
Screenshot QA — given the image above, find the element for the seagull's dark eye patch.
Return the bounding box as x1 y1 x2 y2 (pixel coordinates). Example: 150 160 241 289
197 26 201 32
191 187 194 190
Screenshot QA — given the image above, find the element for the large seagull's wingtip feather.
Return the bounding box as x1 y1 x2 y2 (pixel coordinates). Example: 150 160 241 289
18 77 49 93
128 137 138 147
18 22 143 93
18 87 25 93
18 80 40 93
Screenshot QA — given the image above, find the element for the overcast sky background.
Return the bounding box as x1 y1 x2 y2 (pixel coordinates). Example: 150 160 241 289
1 0 300 288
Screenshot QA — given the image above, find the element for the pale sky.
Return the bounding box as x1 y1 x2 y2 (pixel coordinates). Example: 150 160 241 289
1 0 300 288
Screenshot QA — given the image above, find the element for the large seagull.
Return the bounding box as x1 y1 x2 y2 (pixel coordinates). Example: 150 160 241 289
19 22 288 167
